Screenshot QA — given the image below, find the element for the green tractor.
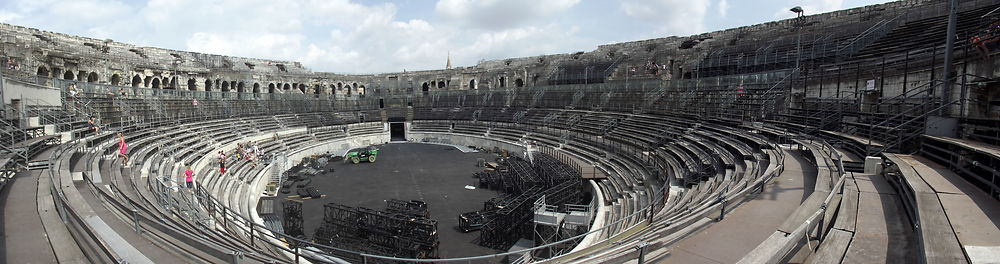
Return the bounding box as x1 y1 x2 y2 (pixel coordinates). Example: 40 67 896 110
345 146 379 164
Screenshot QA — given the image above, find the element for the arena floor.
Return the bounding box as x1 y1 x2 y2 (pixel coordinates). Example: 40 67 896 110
276 143 504 257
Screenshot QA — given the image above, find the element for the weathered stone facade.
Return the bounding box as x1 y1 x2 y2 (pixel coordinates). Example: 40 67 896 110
0 0 990 102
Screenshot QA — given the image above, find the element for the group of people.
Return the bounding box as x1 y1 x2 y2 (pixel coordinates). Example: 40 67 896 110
972 21 1000 57
217 141 265 177
5 57 19 71
184 141 264 192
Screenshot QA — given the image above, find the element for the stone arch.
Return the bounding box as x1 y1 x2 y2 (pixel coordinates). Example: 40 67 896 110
515 78 524 87
143 76 153 87
63 71 75 80
253 83 261 93
132 75 142 87
359 85 366 95
499 77 506 88
111 74 122 86
87 72 99 83
437 81 445 89
314 84 322 95
469 79 477 89
36 66 50 77
188 79 198 91
283 83 291 90
166 77 176 89
204 79 213 91
237 82 245 93
298 84 305 94
151 78 161 89
221 81 230 92
268 83 276 93
337 82 343 91
421 82 430 93
77 71 87 81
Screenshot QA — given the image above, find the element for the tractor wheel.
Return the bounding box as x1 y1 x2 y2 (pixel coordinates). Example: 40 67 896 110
352 157 360 164
368 155 376 162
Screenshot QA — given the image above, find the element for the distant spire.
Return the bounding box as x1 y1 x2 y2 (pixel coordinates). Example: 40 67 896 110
446 51 453 69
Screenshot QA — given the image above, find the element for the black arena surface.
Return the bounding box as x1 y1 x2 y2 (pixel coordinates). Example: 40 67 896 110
277 143 503 257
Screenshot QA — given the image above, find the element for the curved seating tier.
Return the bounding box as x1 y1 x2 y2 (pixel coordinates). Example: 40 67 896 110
409 107 784 261
19 96 996 264
21 101 784 263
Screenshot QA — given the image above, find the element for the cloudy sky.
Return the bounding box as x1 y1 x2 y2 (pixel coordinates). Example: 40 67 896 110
0 0 892 73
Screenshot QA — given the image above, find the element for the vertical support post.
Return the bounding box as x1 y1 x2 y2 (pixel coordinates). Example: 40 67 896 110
229 251 241 264
636 242 649 264
941 0 958 115
132 208 141 233
249 220 255 248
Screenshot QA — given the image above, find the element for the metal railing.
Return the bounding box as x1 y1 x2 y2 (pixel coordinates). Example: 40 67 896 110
739 136 845 264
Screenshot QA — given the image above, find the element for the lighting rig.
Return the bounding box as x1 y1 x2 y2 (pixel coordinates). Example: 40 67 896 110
313 201 439 259
461 153 586 250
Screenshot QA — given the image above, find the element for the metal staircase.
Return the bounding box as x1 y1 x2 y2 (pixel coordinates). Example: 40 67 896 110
864 98 959 156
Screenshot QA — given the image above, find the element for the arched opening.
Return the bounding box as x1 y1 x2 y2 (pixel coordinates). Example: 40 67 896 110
237 82 245 93
283 83 291 90
337 83 343 92
421 82 430 93
63 71 75 80
298 84 305 94
151 78 161 89
268 83 276 93
515 78 524 87
469 79 477 90
132 75 142 87
87 72 99 83
111 74 122 86
143 76 153 87
314 85 322 95
204 79 213 91
188 79 197 91
77 71 86 81
36 66 50 77
499 77 506 88
166 77 176 89
359 85 366 95
253 83 261 93
221 81 230 92
437 81 445 89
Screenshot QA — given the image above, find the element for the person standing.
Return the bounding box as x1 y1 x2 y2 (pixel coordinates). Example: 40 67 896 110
117 133 129 166
218 151 227 175
184 166 195 191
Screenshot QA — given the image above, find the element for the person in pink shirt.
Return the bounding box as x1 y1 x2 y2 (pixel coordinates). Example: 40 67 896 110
184 166 195 190
117 133 129 166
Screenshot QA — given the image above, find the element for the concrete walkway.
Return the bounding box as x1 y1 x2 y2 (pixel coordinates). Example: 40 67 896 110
656 148 816 263
0 170 59 264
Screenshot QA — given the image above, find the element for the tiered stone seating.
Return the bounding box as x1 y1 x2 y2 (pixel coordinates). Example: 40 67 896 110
407 108 779 255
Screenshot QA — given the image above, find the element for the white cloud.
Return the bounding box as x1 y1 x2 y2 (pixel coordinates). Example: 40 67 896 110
0 0 894 74
435 0 581 30
620 0 711 36
0 10 21 22
718 0 730 17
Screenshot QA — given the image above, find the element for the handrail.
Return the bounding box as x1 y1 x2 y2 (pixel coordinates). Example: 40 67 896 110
45 140 122 263
188 136 672 263
738 136 846 264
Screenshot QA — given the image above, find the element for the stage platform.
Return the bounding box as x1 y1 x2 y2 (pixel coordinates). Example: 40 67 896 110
275 143 504 257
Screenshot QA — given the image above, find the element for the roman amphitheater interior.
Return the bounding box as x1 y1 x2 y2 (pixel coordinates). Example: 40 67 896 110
1 0 999 263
